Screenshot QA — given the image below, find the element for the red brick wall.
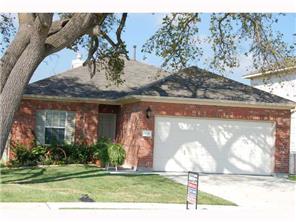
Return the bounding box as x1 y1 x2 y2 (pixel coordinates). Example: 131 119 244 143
10 99 99 146
117 102 291 173
116 103 153 169
10 99 291 173
99 104 120 114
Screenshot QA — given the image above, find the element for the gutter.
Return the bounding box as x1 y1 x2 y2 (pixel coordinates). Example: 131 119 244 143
119 95 296 110
23 94 296 110
243 66 296 79
23 94 120 105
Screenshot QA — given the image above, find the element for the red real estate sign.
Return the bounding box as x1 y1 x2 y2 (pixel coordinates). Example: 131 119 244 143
186 171 199 210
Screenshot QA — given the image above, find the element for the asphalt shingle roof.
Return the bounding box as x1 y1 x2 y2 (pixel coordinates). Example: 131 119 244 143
25 60 294 105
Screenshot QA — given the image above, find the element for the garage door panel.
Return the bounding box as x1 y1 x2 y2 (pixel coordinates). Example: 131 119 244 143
153 116 275 175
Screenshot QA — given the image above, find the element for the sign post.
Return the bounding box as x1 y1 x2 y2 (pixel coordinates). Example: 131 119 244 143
186 171 199 210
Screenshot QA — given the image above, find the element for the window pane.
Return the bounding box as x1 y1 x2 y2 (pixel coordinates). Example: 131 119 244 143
45 111 52 126
45 110 66 127
45 128 65 144
59 112 66 127
45 128 52 144
52 112 59 127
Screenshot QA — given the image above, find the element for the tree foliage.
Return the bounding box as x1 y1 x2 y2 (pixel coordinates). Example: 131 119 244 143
1 13 294 81
142 13 295 73
0 13 16 53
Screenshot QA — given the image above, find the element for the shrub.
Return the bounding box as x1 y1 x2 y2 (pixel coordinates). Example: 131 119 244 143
64 143 93 164
9 138 126 169
92 137 112 166
11 144 37 166
108 143 126 169
31 145 47 161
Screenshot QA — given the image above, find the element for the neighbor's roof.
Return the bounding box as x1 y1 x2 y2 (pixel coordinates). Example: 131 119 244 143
24 60 294 106
243 66 296 79
244 58 296 79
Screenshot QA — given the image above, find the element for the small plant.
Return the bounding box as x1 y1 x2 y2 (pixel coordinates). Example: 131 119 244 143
31 145 47 164
108 143 126 171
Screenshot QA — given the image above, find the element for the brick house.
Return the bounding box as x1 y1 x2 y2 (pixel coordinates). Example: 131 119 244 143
243 65 296 174
5 59 295 175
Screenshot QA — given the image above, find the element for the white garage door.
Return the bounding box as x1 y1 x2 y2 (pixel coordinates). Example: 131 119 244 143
153 116 275 175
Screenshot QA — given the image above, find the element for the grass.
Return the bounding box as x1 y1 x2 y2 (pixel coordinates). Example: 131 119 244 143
0 165 234 205
288 175 296 181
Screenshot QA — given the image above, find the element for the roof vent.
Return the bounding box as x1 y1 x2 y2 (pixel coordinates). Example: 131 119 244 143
133 45 137 61
72 53 83 68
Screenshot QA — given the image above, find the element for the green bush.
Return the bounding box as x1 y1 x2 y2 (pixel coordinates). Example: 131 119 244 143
63 143 92 164
92 137 112 166
11 144 37 166
108 143 126 167
9 138 126 168
31 145 47 163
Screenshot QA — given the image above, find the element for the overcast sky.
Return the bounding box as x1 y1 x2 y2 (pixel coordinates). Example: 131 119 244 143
29 13 296 85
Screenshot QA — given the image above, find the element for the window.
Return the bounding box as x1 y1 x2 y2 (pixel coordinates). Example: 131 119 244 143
44 110 67 144
36 110 75 145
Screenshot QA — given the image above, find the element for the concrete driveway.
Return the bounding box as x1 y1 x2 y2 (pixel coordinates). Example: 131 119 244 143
161 173 296 211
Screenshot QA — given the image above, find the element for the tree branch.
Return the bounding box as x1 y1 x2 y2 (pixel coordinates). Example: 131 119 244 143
47 19 70 36
101 32 117 47
217 13 231 50
116 13 127 46
45 13 107 55
100 13 128 58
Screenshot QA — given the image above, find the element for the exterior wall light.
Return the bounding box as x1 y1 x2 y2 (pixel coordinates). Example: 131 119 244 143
145 107 152 119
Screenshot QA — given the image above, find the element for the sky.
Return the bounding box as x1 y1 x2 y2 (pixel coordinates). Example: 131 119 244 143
26 13 296 85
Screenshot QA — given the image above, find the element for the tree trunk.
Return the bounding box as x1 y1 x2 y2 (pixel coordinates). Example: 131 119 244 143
0 44 45 157
0 14 52 157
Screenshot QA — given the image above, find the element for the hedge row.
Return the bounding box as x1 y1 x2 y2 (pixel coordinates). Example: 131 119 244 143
9 137 126 168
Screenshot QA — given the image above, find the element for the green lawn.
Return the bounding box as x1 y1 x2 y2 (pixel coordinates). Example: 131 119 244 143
288 175 296 181
0 165 234 205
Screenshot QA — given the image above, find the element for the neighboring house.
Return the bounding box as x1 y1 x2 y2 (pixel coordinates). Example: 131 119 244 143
3 59 295 175
244 66 296 174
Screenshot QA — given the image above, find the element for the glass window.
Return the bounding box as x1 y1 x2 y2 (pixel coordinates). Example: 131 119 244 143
44 110 66 144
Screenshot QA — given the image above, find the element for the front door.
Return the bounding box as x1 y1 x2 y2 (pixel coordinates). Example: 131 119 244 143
99 113 116 140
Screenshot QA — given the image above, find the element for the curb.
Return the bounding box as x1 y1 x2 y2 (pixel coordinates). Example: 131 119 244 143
0 202 238 211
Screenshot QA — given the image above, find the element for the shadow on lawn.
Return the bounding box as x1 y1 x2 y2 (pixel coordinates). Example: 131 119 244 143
1 168 46 184
1 167 157 185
